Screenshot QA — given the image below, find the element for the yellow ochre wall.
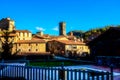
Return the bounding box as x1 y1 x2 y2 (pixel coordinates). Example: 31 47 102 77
12 43 46 54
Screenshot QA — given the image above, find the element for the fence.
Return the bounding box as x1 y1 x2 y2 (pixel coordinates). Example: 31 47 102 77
0 64 113 80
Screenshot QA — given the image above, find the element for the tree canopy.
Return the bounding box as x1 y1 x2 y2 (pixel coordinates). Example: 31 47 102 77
0 30 14 59
67 25 120 42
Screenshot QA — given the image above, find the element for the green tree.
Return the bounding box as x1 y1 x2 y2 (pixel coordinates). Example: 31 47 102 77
0 30 14 59
67 30 84 38
83 26 111 41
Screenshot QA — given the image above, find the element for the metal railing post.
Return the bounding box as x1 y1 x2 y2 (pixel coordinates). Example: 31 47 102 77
110 64 113 80
59 62 65 80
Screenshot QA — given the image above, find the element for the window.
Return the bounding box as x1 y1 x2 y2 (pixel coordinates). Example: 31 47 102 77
18 49 21 51
24 32 27 37
36 44 38 46
20 32 23 36
16 48 17 51
19 44 21 46
72 45 77 49
85 47 88 49
80 47 83 50
29 33 31 37
69 45 72 49
29 49 31 51
36 49 38 51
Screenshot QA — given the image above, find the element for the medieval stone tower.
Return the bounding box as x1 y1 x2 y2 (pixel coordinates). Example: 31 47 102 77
0 18 15 31
59 22 66 36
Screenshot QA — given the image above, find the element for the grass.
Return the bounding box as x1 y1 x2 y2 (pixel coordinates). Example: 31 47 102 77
28 61 78 67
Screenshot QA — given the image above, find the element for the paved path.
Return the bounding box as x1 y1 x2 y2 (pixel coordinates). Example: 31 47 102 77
55 56 120 80
114 76 120 80
91 65 120 80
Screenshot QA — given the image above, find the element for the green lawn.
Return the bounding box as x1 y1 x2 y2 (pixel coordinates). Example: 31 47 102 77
28 61 78 67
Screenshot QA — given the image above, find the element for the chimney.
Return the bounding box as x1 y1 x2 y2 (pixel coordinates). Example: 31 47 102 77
37 31 43 36
69 32 73 36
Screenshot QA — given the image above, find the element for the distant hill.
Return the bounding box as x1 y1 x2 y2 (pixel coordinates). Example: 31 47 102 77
67 30 84 38
68 25 120 42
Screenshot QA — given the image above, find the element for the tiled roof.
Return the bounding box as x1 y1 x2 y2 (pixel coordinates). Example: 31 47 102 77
0 33 17 37
15 30 31 33
8 34 17 36
55 40 85 45
34 34 79 41
51 35 68 40
67 35 76 40
16 39 46 43
33 35 50 39
54 35 66 38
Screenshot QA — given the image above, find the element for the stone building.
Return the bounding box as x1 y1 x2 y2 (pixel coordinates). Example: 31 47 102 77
0 18 47 55
47 40 90 57
13 39 46 55
0 17 90 57
33 21 90 57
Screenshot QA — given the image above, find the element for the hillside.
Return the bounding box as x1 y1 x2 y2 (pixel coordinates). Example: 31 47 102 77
68 25 120 42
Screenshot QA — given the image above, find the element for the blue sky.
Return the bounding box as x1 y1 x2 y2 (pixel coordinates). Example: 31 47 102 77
0 0 120 35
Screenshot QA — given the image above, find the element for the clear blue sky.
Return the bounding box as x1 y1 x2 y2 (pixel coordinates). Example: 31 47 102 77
0 0 120 35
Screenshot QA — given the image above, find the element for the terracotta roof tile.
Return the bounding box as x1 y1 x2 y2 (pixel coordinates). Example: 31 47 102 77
15 30 31 33
54 40 85 45
33 35 50 39
0 33 17 37
16 39 46 43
